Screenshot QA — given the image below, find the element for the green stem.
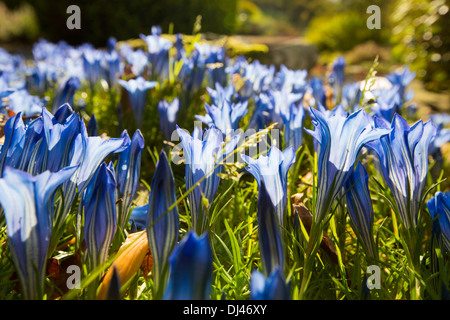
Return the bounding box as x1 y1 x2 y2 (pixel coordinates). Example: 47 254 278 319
299 221 324 300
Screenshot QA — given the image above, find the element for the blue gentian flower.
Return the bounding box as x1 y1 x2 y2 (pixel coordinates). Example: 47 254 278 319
101 50 121 89
157 98 180 141
140 27 172 81
128 203 149 231
115 129 144 230
163 231 212 300
87 113 98 136
82 162 117 271
305 106 391 222
257 181 285 276
367 114 436 229
250 266 290 300
280 98 305 152
331 56 346 88
76 129 129 193
275 65 308 94
206 82 235 107
176 125 240 233
195 99 248 137
81 46 103 89
194 43 227 87
41 107 81 173
0 165 77 299
341 82 361 112
429 120 450 157
386 67 416 103
147 150 179 298
0 113 26 176
51 76 81 113
125 49 149 77
7 89 45 116
118 76 158 128
308 76 326 107
370 86 403 122
247 92 275 130
427 191 450 252
271 88 303 129
241 146 296 225
345 162 376 258
0 75 15 102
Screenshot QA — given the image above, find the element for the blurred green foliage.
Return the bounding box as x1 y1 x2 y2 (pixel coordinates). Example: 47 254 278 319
390 0 450 92
0 2 39 42
2 0 238 46
304 0 392 53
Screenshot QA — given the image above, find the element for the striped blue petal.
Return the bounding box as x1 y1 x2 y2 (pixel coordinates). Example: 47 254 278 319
118 76 157 127
250 266 290 300
368 114 436 229
82 162 117 271
257 181 284 276
0 165 77 299
76 128 129 194
306 106 391 222
176 125 239 233
157 98 180 141
163 231 212 300
427 191 450 252
116 129 144 230
0 113 25 176
241 146 295 225
345 162 376 258
147 150 179 298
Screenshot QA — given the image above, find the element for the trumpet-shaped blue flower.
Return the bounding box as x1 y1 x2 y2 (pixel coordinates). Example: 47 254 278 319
341 82 361 112
331 56 346 88
87 113 98 136
51 76 81 114
125 49 149 77
305 106 391 222
247 92 274 130
257 181 285 276
370 86 402 122
275 65 308 94
307 76 326 107
115 129 144 230
345 162 376 258
7 89 44 116
206 82 235 107
194 42 227 87
427 191 450 252
163 231 212 300
176 125 240 233
76 127 129 194
240 60 274 99
82 162 117 271
386 66 416 102
0 165 77 299
42 107 81 173
250 266 290 300
241 146 295 225
81 46 103 89
280 99 305 152
367 114 436 229
118 76 157 128
195 99 248 137
0 113 26 176
146 150 179 298
140 27 172 81
101 50 121 88
157 98 180 141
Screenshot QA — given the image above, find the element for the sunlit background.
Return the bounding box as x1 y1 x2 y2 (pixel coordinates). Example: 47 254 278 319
0 0 448 99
